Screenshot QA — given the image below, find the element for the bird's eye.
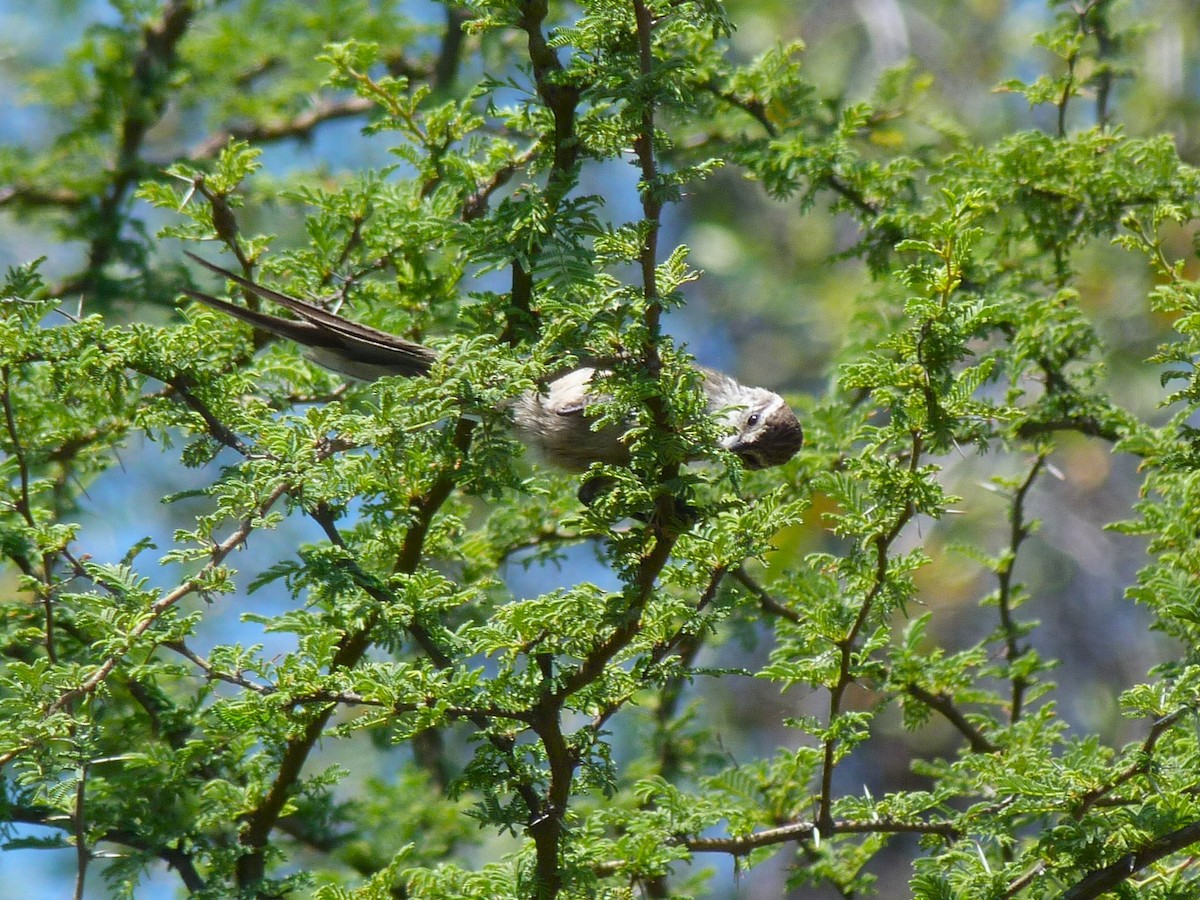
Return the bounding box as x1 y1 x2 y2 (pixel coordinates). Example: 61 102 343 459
747 413 760 427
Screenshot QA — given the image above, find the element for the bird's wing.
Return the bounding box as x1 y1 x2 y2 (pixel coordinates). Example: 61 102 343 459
540 367 602 417
182 252 437 378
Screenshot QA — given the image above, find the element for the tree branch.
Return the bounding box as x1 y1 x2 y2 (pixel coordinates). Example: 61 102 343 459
503 0 583 345
819 430 922 829
71 0 196 296
731 566 803 624
1059 818 1200 899
996 452 1047 725
188 96 375 160
1073 707 1189 818
687 817 959 855
903 683 999 755
232 418 497 891
10 803 208 892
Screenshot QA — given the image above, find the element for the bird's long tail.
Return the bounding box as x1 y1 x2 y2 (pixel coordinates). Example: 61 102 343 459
182 252 438 380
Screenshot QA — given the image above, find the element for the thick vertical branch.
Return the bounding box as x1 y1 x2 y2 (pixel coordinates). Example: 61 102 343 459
72 761 90 900
1 367 34 528
505 0 583 344
632 0 663 343
630 0 681 533
523 8 681 894
529 652 571 900
1082 0 1117 129
74 1 196 295
639 568 725 898
432 4 472 91
1056 44 1077 139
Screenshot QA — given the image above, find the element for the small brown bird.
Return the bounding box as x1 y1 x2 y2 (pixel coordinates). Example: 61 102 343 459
182 253 803 472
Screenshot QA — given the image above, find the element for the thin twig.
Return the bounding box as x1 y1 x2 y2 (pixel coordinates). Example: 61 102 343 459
684 816 959 855
996 453 1047 725
1074 707 1189 818
188 97 375 160
818 430 923 829
72 761 90 900
903 683 999 754
731 566 802 624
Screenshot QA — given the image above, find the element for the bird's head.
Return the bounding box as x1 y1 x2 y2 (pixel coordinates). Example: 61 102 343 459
715 387 804 470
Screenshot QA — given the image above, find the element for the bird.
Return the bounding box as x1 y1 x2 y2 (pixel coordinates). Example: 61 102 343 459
181 252 803 473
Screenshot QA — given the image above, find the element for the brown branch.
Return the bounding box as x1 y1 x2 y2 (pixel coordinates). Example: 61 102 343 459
325 208 366 284
653 566 725 663
44 425 118 466
553 545 673 703
1086 1 1116 128
432 5 473 91
903 683 999 755
1 366 36 527
518 1 579 176
307 464 549 826
585 565 727 738
594 566 726 900
524 8 681 894
1056 36 1078 138
1014 414 1122 443
684 816 959 855
165 639 275 695
120 674 196 752
0 184 86 209
9 804 207 893
697 79 882 220
528 651 573 900
825 172 883 218
462 145 540 222
503 0 582 345
731 566 802 624
188 96 375 160
632 0 662 345
167 636 531 722
72 761 90 900
496 524 580 566
527 515 681 898
233 418 487 890
1060 818 1200 899
166 375 259 457
0 365 62 663
698 80 777 137
53 485 286 711
1073 707 1189 818
1003 862 1046 897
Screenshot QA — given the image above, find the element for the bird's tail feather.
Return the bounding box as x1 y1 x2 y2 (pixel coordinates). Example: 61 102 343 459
182 252 437 379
